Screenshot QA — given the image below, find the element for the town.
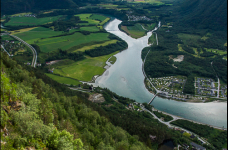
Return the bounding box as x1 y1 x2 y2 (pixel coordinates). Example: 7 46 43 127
146 75 227 102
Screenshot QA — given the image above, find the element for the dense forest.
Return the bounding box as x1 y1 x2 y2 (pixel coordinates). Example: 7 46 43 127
173 0 227 32
171 120 227 150
2 52 216 149
1 0 227 149
1 52 152 149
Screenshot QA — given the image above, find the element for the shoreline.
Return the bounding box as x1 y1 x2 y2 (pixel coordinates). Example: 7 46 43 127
151 107 227 130
89 18 227 129
145 83 227 103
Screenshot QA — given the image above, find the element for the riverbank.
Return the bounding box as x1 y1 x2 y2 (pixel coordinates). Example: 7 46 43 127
90 18 227 129
151 107 227 130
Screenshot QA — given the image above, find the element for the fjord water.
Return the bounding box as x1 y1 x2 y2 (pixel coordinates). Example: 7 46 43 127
93 19 227 128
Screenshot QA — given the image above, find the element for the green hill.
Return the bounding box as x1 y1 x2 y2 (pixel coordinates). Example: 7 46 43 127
174 0 227 31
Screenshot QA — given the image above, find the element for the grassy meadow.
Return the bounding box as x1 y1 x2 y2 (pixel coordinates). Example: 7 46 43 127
45 73 81 85
75 14 100 25
142 23 156 31
80 26 100 32
13 27 63 44
73 40 117 52
53 52 119 81
10 27 38 35
108 56 117 64
121 23 146 39
6 16 62 26
148 33 156 44
90 14 107 22
13 26 110 52
37 32 110 52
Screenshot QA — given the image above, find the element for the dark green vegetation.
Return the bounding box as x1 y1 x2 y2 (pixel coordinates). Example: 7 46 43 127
5 15 62 26
1 0 227 149
142 0 227 94
1 12 127 84
174 0 227 31
171 120 227 150
153 111 173 122
1 53 152 149
1 54 214 149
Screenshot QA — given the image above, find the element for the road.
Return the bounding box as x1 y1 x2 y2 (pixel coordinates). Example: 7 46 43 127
9 34 37 68
1 45 10 56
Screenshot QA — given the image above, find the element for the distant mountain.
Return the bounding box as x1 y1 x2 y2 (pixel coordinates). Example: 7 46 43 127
174 0 227 31
1 0 78 15
1 0 111 15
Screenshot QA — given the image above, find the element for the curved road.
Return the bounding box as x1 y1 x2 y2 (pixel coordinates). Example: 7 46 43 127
141 106 211 145
9 34 37 68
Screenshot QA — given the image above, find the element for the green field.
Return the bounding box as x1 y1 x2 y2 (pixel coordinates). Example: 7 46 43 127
80 26 100 32
73 40 117 52
205 48 227 55
121 23 146 39
108 56 117 64
14 27 63 44
75 14 109 26
53 52 119 81
45 73 81 85
100 18 110 26
132 0 164 5
5 16 62 26
14 28 110 52
89 14 107 22
97 4 118 9
37 32 109 52
148 33 156 44
142 23 156 31
201 33 211 40
75 14 100 25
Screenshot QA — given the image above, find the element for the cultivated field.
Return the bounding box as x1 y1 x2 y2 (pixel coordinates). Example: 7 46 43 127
121 23 146 39
80 26 100 32
5 16 62 26
75 14 100 25
90 14 107 22
45 73 81 85
11 27 38 35
13 27 63 44
13 26 110 52
37 32 110 52
73 40 117 52
53 52 119 81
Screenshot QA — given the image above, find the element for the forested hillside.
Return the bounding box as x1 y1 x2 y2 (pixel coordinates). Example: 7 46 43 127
1 52 151 149
173 0 227 31
1 0 114 15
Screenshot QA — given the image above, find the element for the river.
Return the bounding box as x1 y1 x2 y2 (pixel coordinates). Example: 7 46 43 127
91 19 227 128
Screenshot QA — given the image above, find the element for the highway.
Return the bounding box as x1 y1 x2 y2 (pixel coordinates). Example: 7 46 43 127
9 34 37 68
